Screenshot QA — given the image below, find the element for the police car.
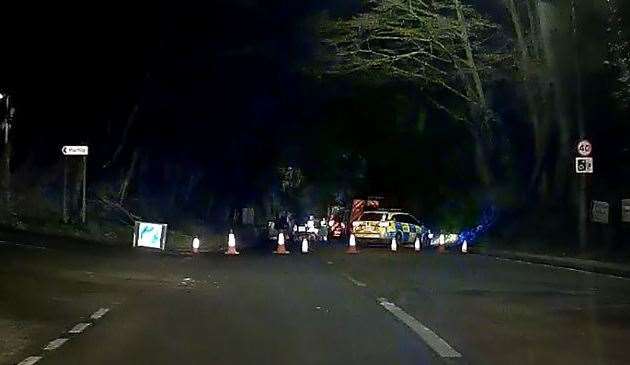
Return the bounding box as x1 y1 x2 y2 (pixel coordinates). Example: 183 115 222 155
352 210 428 246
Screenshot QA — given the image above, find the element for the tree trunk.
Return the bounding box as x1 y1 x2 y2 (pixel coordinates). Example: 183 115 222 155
103 104 138 168
570 0 587 249
1 139 11 211
454 0 493 186
472 130 493 187
537 0 571 198
454 0 486 108
505 0 549 194
119 149 140 205
526 0 543 60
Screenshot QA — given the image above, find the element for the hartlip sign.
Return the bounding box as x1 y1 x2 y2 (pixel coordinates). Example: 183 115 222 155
62 145 89 156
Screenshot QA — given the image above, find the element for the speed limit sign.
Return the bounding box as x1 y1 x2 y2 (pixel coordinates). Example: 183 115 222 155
577 140 592 156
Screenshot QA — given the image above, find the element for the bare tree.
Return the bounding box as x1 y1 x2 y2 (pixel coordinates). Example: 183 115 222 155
322 0 509 185
119 148 140 204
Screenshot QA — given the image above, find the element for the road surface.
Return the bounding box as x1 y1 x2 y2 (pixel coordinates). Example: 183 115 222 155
2 238 630 364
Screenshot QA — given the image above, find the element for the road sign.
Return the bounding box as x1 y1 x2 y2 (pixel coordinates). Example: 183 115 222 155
133 221 167 250
622 199 630 223
575 157 593 174
62 145 89 156
591 201 609 224
577 140 592 156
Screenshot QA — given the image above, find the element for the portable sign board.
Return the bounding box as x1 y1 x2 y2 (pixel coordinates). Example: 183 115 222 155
591 201 609 224
575 157 593 174
622 199 630 223
577 140 592 156
133 222 167 250
62 146 89 156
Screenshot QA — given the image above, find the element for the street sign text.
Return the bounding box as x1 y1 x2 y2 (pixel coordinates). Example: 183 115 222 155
62 145 89 156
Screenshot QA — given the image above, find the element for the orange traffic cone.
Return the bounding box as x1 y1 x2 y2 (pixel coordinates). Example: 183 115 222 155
225 230 239 255
414 237 421 252
391 237 397 252
346 234 359 254
461 240 468 254
274 233 290 254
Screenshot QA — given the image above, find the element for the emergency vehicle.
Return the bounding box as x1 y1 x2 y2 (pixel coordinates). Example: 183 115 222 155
352 210 429 246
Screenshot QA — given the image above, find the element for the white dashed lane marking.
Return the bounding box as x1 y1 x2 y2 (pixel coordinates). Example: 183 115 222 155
90 307 110 320
0 241 46 250
68 322 91 334
18 307 112 365
17 356 42 365
378 298 462 358
43 338 68 351
343 273 367 287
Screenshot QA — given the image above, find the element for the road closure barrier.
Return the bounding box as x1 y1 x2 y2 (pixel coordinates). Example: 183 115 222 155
225 230 239 255
346 234 359 254
301 238 309 254
274 233 290 254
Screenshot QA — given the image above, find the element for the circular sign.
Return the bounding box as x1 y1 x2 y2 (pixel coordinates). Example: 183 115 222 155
577 140 592 156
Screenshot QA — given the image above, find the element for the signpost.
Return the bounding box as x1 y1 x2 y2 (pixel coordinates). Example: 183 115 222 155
62 145 88 223
622 199 630 223
575 139 593 174
575 139 592 250
575 157 593 173
577 140 592 156
62 146 89 156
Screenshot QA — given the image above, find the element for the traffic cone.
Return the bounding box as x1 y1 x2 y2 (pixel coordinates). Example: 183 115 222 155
301 238 309 254
192 236 200 254
346 234 359 254
391 237 397 252
274 233 290 254
461 240 468 254
414 237 421 252
225 230 239 255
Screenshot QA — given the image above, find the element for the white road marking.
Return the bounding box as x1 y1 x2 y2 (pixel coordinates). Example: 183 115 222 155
44 338 68 351
90 307 110 320
344 274 367 287
0 241 46 250
377 298 462 358
68 322 91 334
492 256 630 281
17 356 42 365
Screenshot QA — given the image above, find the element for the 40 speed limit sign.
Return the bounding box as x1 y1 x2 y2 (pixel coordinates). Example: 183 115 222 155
577 140 592 156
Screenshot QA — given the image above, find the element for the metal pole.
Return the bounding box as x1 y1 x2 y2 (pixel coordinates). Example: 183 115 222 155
63 157 68 223
81 155 87 223
578 173 587 249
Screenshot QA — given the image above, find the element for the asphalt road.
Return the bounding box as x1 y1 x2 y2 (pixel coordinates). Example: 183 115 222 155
2 238 630 365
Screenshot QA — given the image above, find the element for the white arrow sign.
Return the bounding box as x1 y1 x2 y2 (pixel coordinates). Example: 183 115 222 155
62 146 89 156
